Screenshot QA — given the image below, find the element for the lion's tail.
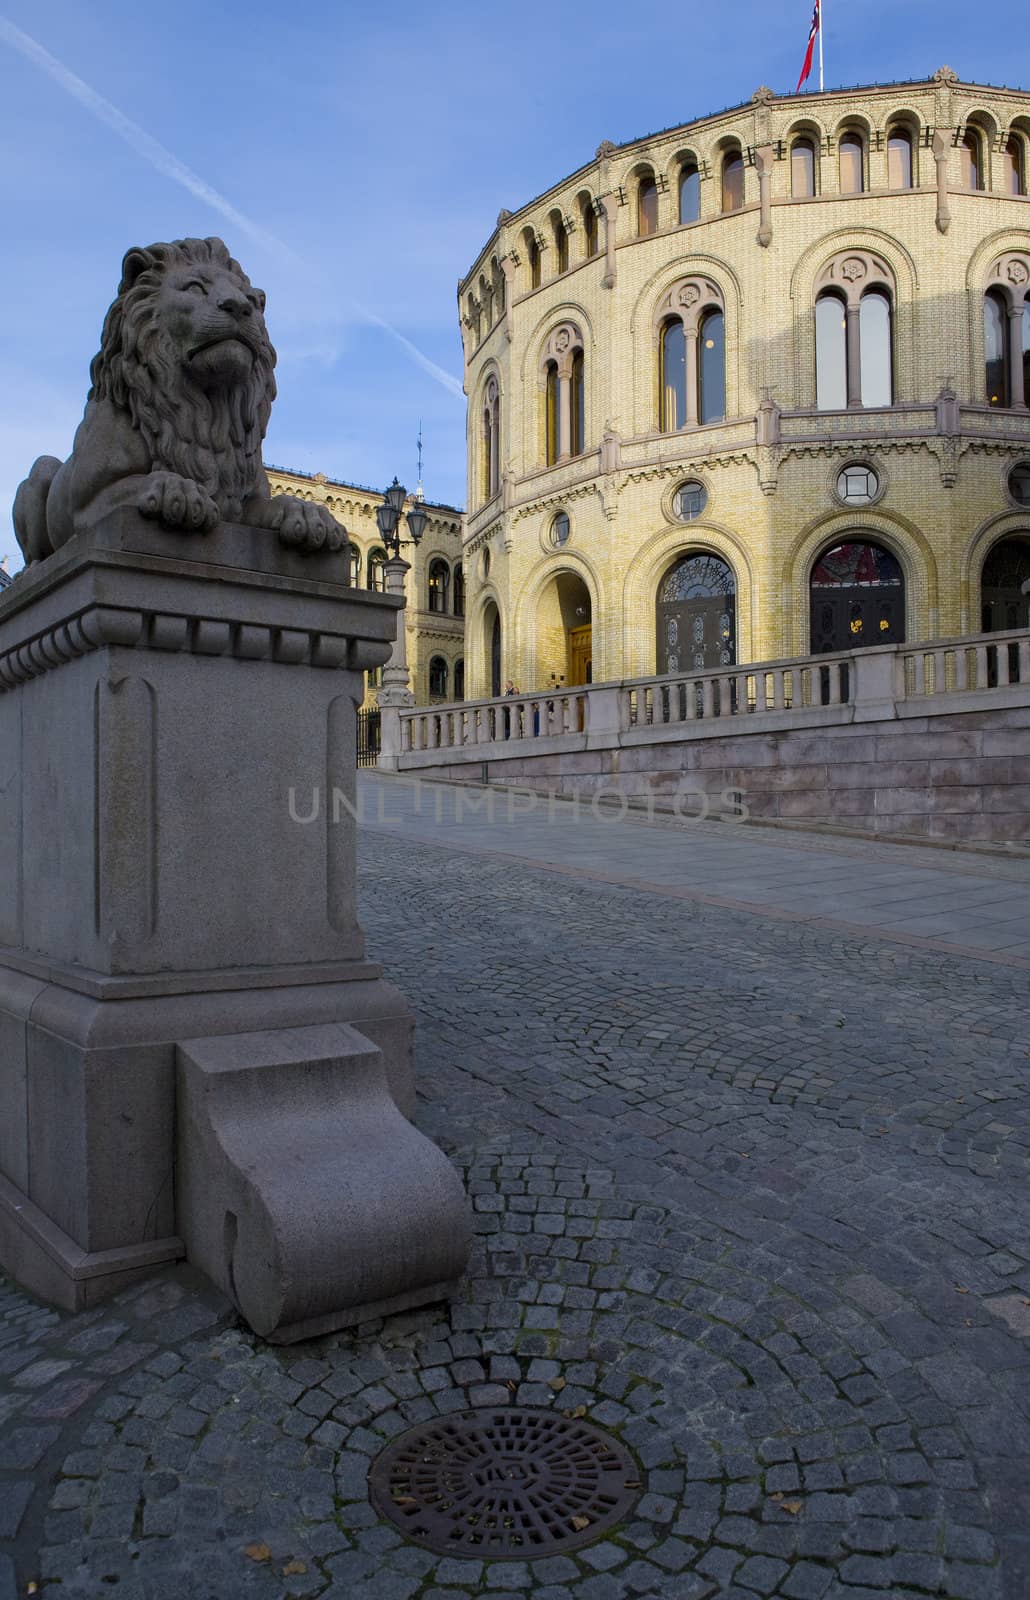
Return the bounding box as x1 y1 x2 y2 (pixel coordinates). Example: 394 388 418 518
13 456 62 565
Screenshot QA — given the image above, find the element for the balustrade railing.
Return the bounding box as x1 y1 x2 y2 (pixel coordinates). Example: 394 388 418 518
391 626 1030 766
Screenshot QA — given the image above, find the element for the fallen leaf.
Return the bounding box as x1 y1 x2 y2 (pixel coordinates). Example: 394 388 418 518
549 1376 567 1392
282 1560 307 1576
770 1491 784 1501
782 1500 803 1515
391 1496 417 1506
570 1405 587 1418
624 1479 642 1489
243 1544 271 1564
506 1379 518 1391
955 1286 969 1295
571 1516 591 1531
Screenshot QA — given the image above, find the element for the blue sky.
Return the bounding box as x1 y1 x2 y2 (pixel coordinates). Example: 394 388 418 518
1 0 1025 570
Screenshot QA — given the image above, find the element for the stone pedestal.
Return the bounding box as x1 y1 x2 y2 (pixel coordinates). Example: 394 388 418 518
0 511 470 1337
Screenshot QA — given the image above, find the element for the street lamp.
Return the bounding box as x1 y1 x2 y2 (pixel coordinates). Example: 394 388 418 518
375 477 427 557
374 477 427 713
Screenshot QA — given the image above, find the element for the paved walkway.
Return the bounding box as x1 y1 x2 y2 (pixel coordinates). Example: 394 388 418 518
1 776 1029 1600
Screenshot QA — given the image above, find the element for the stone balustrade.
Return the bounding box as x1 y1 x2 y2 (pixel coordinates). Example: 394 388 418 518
387 626 1030 773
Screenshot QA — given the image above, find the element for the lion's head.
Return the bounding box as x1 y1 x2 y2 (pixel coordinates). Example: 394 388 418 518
89 238 277 523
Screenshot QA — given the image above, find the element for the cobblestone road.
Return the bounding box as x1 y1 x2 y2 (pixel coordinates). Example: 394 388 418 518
2 789 1029 1600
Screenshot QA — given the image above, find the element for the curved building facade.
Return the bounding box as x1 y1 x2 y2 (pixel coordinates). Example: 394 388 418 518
458 69 1030 698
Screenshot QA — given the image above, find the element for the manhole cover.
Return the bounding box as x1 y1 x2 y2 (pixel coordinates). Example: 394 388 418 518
368 1406 641 1558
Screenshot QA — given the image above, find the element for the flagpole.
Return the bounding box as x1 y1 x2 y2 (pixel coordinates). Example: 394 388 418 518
818 0 824 90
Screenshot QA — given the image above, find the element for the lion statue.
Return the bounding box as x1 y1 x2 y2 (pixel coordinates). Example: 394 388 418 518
13 237 347 563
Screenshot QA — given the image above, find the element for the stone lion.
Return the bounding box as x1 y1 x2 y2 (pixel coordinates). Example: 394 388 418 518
13 237 347 563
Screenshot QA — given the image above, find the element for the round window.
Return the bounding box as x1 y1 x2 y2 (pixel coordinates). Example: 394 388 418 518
671 481 708 521
836 463 880 505
550 511 571 546
1008 462 1030 506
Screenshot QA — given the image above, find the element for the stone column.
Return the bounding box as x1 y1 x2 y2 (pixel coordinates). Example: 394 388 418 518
932 129 952 234
0 512 470 1338
846 305 863 407
1008 303 1027 409
378 555 415 706
600 194 618 290
755 144 774 247
558 365 573 460
685 325 700 426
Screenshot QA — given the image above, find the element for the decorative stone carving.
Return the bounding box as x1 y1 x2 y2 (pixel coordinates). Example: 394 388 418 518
841 257 867 282
933 65 958 84
816 251 893 305
751 85 776 105
657 277 723 328
1008 260 1029 285
595 139 616 158
13 238 347 567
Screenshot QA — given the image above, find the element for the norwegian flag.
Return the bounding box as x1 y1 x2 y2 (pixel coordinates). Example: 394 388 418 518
796 0 821 91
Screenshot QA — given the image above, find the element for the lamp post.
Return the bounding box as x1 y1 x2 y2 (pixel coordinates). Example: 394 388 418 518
375 477 427 721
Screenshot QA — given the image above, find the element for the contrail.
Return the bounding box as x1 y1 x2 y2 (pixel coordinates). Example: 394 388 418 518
0 17 464 403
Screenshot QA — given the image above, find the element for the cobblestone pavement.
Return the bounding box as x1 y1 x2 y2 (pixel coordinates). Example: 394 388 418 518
2 797 1030 1600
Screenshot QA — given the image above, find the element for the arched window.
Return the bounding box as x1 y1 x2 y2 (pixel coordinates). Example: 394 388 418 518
839 132 864 193
657 553 736 674
985 289 1009 406
816 293 847 410
679 162 700 223
698 310 726 423
811 540 905 653
454 659 466 700
545 360 561 465
791 138 816 198
721 149 744 212
482 376 500 500
982 538 1030 631
815 253 895 409
638 174 658 236
428 657 448 699
859 291 893 407
453 565 465 617
368 549 388 592
962 129 984 190
582 197 599 257
551 211 568 274
348 548 362 587
656 279 726 431
467 295 481 346
528 233 541 288
571 350 585 456
1003 136 1025 195
541 322 585 464
887 127 913 189
428 559 449 613
660 318 686 431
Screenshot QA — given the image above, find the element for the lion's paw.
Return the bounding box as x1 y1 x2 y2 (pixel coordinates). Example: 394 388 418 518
138 472 219 532
262 496 347 554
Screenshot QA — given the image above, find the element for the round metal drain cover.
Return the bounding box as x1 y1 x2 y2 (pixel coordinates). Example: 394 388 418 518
368 1406 641 1558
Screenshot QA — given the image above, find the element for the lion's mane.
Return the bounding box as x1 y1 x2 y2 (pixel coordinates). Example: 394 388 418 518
88 237 277 522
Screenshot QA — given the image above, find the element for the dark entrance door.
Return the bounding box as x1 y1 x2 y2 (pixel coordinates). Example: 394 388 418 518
981 537 1030 632
657 553 736 674
490 611 502 697
809 540 905 654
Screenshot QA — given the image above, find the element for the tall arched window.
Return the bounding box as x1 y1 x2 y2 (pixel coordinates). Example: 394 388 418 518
453 565 465 617
859 291 893 407
791 138 816 198
660 319 686 431
454 659 466 700
721 149 744 211
428 559 449 614
679 162 700 222
962 130 984 190
482 376 500 500
985 289 1009 406
1003 136 1025 195
545 361 561 465
698 310 726 423
815 253 895 409
348 548 362 587
368 549 388 592
656 278 726 431
582 197 599 257
571 350 585 457
638 174 658 236
811 540 905 653
839 132 864 193
815 293 847 410
528 233 541 288
428 657 448 699
551 211 568 273
542 323 586 464
887 127 913 189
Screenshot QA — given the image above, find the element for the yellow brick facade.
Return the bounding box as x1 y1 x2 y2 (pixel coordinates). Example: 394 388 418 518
459 71 1030 699
265 467 464 707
